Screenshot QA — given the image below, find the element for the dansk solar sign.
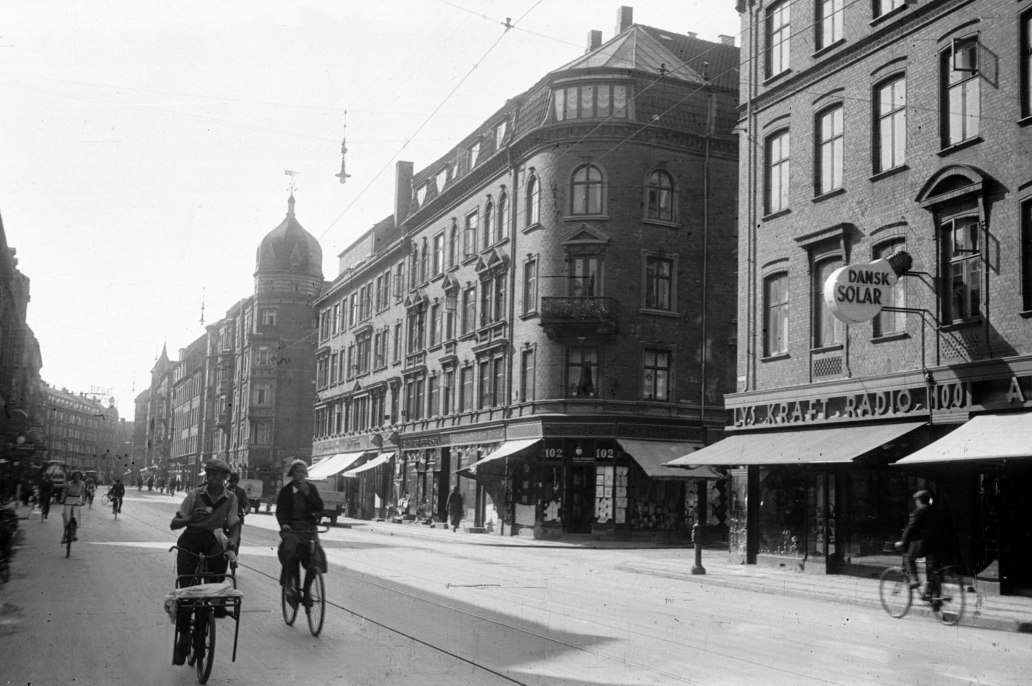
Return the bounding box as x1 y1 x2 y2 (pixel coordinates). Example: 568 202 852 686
823 252 912 324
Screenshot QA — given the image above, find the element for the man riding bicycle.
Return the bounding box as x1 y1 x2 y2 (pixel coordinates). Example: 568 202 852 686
60 471 86 544
169 458 240 665
276 460 323 608
895 489 947 599
84 478 96 507
109 478 125 514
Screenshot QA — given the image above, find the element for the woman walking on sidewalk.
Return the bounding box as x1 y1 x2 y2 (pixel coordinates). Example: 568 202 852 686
446 485 463 533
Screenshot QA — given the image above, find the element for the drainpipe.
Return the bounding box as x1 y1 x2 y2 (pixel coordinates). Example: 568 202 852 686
746 0 760 392
503 105 521 536
700 91 713 436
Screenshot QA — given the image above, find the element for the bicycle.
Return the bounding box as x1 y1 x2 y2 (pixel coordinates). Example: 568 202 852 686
101 492 111 507
167 546 242 685
879 556 966 625
61 502 82 558
280 524 329 637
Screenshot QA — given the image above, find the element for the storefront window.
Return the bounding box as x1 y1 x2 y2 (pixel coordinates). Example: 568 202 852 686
841 467 924 565
757 466 807 557
625 463 686 531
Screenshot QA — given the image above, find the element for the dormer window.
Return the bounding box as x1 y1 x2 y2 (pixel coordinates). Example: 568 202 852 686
436 168 448 192
416 184 428 206
469 141 480 168
494 121 507 148
553 83 630 121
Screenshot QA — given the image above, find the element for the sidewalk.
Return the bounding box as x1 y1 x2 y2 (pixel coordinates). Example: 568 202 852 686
323 513 1032 634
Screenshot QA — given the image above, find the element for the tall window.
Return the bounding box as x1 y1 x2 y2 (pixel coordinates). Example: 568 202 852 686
523 258 538 315
813 258 844 348
406 378 424 421
348 293 357 326
1023 12 1032 119
944 217 981 322
433 233 445 276
395 262 405 299
442 369 454 414
428 375 440 417
464 211 478 257
816 0 843 51
642 349 670 401
571 165 603 215
569 256 600 297
943 39 980 146
493 273 506 324
392 322 402 363
764 274 789 356
644 256 673 311
478 360 491 409
448 222 458 269
253 383 273 405
429 302 442 347
469 142 480 168
874 0 904 19
492 358 505 408
526 175 540 226
646 170 675 221
483 199 494 248
875 76 906 173
553 84 629 120
407 307 426 353
260 308 277 327
874 241 907 336
462 286 476 335
816 106 843 195
765 130 790 214
766 1 790 78
520 349 535 402
420 241 429 284
496 191 508 242
567 348 598 398
460 366 473 412
1023 201 1032 311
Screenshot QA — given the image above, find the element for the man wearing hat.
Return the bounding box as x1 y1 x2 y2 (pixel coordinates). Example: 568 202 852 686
169 458 240 665
895 489 947 596
276 459 324 607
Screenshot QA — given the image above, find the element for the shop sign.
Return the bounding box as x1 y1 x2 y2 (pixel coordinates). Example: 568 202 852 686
823 259 897 324
732 382 970 428
399 434 441 449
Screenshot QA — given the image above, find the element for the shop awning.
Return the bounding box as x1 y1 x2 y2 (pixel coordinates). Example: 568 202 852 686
616 439 721 479
341 452 394 477
307 451 367 480
463 439 541 475
665 421 926 466
896 412 1032 465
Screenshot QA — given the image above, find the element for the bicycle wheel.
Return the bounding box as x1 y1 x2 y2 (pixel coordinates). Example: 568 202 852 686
102 494 110 507
305 569 326 637
934 571 966 626
281 573 299 626
879 566 912 618
194 609 216 684
65 520 75 558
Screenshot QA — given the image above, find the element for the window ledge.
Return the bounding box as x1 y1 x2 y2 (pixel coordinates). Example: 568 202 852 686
640 308 679 318
937 136 983 157
812 38 846 59
519 311 540 321
762 208 791 222
1019 116 1032 128
446 265 460 273
869 4 906 28
430 273 445 283
461 255 478 266
810 343 844 354
763 69 793 86
761 353 790 362
940 317 983 332
522 222 544 234
871 332 910 343
1019 310 1032 319
642 218 682 230
870 164 909 183
812 188 846 204
563 214 609 222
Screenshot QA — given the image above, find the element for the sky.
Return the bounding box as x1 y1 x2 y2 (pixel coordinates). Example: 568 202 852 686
0 0 740 420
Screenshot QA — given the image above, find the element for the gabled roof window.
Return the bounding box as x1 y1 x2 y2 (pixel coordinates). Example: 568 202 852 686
553 83 631 121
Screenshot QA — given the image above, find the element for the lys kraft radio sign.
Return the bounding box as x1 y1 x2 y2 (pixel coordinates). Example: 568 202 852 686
823 251 912 324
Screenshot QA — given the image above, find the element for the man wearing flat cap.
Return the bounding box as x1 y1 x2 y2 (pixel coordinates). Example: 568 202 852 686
276 459 324 606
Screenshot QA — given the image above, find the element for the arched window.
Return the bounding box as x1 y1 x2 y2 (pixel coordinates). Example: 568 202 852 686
646 170 675 221
483 199 494 247
420 240 429 283
448 220 458 269
497 191 508 242
526 175 540 226
571 165 603 215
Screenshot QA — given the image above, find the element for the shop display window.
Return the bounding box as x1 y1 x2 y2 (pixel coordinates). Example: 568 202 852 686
841 468 926 565
625 463 686 531
757 466 807 557
539 466 563 523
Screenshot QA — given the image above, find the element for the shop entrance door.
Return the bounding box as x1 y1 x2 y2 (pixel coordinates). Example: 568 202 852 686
1005 464 1032 597
565 465 594 533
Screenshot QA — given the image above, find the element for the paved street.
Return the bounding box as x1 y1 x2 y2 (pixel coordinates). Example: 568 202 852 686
2 493 1030 685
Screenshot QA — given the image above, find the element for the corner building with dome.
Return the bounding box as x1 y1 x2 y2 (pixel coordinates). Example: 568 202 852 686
309 7 742 541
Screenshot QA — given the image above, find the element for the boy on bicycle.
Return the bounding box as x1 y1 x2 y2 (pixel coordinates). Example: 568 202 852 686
60 472 86 544
169 458 240 665
109 479 125 514
276 460 323 607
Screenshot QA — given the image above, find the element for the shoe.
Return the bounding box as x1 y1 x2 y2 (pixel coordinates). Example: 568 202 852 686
173 636 189 666
213 606 227 619
60 538 67 545
908 581 920 589
285 588 299 609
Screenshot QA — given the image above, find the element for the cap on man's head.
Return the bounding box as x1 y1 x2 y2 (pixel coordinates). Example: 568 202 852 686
229 472 240 482
287 459 309 476
204 458 232 475
913 489 932 504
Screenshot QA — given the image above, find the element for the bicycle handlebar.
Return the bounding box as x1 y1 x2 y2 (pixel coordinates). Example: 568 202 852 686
168 545 234 559
280 524 330 534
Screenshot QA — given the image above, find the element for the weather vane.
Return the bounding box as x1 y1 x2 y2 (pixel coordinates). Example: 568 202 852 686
285 169 299 195
335 110 351 185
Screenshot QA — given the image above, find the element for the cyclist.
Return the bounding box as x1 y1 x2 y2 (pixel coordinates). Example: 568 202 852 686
276 460 323 608
84 478 96 508
895 489 947 598
169 458 240 665
225 472 249 556
38 474 53 520
60 471 86 544
109 478 125 515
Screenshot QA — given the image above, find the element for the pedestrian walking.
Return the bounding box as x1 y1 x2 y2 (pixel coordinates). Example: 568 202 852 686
446 484 464 533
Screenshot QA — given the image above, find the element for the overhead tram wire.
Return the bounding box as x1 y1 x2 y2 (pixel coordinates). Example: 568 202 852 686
316 1 545 243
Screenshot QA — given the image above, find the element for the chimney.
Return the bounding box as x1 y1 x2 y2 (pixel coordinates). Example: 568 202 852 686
616 6 633 34
719 34 735 46
394 161 414 225
587 29 602 52
686 32 697 39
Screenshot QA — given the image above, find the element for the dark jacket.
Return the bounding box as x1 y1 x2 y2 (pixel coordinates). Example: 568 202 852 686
232 485 249 519
275 481 324 527
901 503 944 553
446 490 464 516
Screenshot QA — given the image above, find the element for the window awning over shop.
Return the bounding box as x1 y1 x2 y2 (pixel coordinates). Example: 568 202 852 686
896 412 1032 465
307 451 367 480
665 421 926 466
341 452 394 477
616 439 721 479
462 439 541 475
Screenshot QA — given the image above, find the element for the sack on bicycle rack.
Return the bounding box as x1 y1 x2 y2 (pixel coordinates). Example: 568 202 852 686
162 581 243 624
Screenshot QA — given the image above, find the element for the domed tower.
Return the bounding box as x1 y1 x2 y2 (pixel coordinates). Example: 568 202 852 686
243 194 324 488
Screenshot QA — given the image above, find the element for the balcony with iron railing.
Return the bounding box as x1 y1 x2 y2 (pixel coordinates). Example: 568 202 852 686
539 297 619 340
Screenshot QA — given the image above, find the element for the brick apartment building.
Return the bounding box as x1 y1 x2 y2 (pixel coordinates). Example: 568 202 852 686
675 0 1032 595
309 7 740 539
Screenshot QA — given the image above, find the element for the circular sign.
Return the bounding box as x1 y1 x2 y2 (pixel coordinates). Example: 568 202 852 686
823 259 897 324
